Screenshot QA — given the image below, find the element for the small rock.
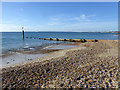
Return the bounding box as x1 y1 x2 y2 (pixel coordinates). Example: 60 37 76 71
109 79 112 83
76 77 80 80
60 83 64 87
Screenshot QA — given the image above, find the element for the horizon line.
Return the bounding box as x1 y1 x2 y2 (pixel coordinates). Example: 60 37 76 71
0 31 118 33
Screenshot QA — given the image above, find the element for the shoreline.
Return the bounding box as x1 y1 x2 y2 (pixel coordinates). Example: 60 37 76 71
1 42 65 57
2 40 118 69
2 42 77 68
2 40 118 88
1 41 77 57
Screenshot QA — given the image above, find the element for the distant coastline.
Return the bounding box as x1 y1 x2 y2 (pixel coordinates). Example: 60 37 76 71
0 31 119 33
106 31 120 35
103 31 119 33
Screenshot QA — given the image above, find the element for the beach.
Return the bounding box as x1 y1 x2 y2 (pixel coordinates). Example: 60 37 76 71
2 40 118 89
2 43 76 67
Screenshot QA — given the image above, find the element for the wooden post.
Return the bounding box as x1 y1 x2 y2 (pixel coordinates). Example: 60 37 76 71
22 27 24 40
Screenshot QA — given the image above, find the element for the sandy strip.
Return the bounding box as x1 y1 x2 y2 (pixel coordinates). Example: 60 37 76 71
98 40 118 57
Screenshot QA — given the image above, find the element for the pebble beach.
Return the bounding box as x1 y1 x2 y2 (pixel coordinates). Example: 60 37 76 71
2 40 119 89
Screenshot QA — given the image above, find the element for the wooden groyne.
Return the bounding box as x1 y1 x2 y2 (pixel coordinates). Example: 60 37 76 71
26 37 98 42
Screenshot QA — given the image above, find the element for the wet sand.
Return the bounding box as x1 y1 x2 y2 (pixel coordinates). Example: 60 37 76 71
2 53 47 67
2 44 76 68
2 40 119 89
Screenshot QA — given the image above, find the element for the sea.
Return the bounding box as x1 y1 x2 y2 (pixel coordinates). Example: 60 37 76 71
1 32 118 55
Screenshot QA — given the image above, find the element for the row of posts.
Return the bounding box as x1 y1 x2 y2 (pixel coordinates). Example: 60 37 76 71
22 27 98 42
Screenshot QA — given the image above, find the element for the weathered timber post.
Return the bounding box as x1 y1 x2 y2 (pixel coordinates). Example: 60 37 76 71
22 27 24 40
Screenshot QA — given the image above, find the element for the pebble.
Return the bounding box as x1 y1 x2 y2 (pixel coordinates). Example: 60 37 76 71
2 41 118 88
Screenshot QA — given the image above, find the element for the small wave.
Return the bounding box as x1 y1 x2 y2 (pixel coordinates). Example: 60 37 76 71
43 45 54 49
23 46 29 49
29 48 35 50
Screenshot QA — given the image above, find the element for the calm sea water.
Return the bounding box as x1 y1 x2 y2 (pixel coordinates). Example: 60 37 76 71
1 32 118 54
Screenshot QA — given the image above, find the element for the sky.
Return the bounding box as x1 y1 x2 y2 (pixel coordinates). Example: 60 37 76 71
1 2 118 32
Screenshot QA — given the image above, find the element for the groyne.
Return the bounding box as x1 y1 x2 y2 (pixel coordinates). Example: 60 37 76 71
26 37 98 42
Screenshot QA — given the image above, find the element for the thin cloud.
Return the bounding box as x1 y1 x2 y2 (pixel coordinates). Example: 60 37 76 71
48 17 61 26
0 24 32 32
48 22 58 26
71 14 96 22
48 15 65 26
48 14 91 26
48 21 65 26
87 14 96 17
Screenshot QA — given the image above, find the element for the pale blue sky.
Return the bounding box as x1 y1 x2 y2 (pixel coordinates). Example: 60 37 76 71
2 2 118 32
